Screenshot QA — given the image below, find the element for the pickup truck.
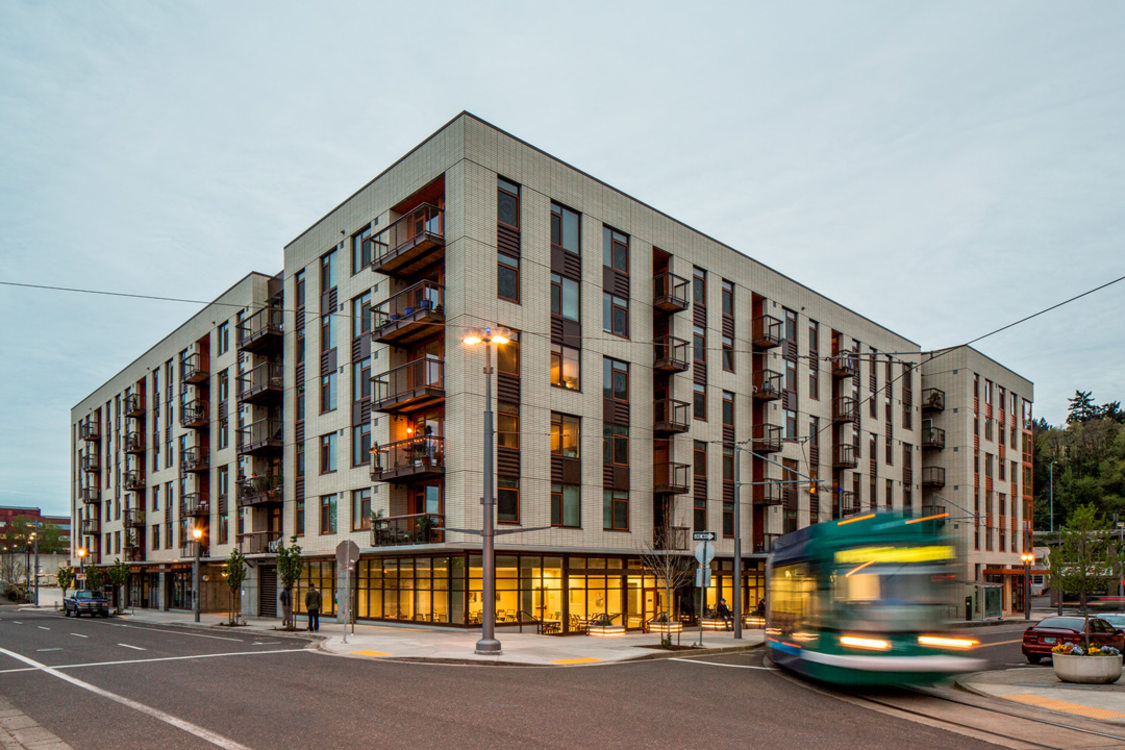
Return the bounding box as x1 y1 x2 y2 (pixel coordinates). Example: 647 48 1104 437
63 590 110 617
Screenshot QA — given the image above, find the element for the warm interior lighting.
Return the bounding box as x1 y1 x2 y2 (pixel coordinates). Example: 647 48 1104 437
840 635 891 650
918 635 978 650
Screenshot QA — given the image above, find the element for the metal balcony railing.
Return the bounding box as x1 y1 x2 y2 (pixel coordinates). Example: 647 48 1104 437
123 469 146 491
653 271 690 312
81 453 100 472
237 304 283 352
370 437 445 483
832 354 858 378
371 280 444 344
653 398 690 434
752 423 782 453
753 481 783 505
369 203 445 277
833 444 858 469
180 540 206 559
653 462 690 494
372 357 444 413
80 518 99 535
80 422 100 441
124 393 144 417
921 388 946 412
123 507 144 526
371 513 445 547
652 526 689 551
181 446 209 473
124 431 145 453
833 395 858 423
921 466 946 488
922 427 946 450
80 486 100 504
752 315 782 348
237 475 283 507
237 418 283 455
181 352 208 384
653 335 690 372
181 492 209 517
753 369 782 400
238 530 282 555
236 361 284 404
180 400 208 428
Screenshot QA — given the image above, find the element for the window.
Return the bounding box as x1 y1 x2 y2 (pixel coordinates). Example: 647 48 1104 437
603 226 628 273
319 433 337 474
321 313 335 353
295 270 306 308
721 335 734 372
498 253 520 302
550 413 580 458
498 477 519 523
352 291 371 338
296 331 305 364
784 408 797 439
353 357 371 402
217 321 229 355
353 423 371 467
152 524 160 550
320 372 337 413
319 494 337 534
497 401 520 449
551 274 579 321
352 225 373 275
551 483 580 527
693 266 705 306
497 177 519 229
603 490 629 531
693 325 706 362
320 249 337 293
783 307 797 344
497 330 519 376
296 440 305 478
551 202 580 254
603 292 628 337
785 359 797 394
295 497 305 536
296 383 305 421
352 489 371 531
693 441 707 531
604 424 628 466
693 383 706 420
723 446 735 537
603 358 628 402
217 465 228 501
550 343 580 390
722 391 735 429
808 320 819 400
885 433 893 464
152 485 160 511
721 279 734 317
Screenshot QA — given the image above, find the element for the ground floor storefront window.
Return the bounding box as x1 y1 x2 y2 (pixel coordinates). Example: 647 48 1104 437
293 559 337 617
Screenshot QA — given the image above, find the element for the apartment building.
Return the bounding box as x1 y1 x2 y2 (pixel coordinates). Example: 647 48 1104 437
920 347 1035 613
71 113 1033 625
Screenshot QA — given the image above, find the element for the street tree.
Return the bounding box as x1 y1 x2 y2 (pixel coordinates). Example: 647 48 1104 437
1049 504 1125 649
222 549 247 625
639 520 696 647
106 559 129 613
276 537 304 630
85 566 106 593
56 566 74 608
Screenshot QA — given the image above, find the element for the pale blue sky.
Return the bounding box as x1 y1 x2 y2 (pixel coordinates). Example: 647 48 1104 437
1 1 1122 515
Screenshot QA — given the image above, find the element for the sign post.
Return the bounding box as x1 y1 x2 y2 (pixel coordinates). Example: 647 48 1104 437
693 533 715 647
335 540 360 643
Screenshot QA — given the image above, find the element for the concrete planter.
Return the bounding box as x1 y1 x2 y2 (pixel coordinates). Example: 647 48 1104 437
1052 653 1123 684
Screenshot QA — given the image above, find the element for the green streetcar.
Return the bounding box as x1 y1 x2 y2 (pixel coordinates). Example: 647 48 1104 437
766 511 986 685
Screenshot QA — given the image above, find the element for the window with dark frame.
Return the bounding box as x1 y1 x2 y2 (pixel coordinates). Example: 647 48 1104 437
551 273 579 321
693 441 707 531
320 372 337 413
353 423 371 467
352 489 371 531
497 401 520 450
551 483 580 527
498 476 519 523
550 412 580 458
498 252 520 302
551 202 580 254
808 320 819 400
319 433 337 474
352 291 372 338
353 357 371 402
693 325 705 363
603 292 628 337
603 357 628 402
603 424 628 466
721 335 734 372
693 267 706 306
550 343 580 390
352 225 373 275
295 270 306 308
497 177 520 229
320 313 335 353
320 249 337 293
602 226 628 273
603 490 629 531
721 279 734 317
693 383 706 420
319 494 337 535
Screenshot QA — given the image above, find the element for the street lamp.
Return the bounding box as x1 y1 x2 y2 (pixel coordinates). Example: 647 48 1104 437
76 547 87 588
1020 552 1034 621
192 527 203 623
1049 460 1057 534
462 325 510 655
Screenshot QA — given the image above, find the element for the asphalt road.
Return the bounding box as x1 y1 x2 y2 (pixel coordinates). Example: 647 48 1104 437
0 606 1036 750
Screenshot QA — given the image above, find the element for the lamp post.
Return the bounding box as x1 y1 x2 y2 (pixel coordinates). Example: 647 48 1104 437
32 530 39 608
462 325 510 655
192 527 203 623
1020 552 1034 621
77 547 87 588
1049 460 1057 534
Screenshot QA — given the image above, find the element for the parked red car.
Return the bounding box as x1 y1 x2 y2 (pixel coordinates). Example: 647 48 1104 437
1022 616 1124 663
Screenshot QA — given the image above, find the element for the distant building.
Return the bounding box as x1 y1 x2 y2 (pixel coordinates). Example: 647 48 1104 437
0 505 70 550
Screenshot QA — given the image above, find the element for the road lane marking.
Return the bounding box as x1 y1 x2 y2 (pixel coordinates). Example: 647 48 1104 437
0 646 253 750
36 648 63 652
976 638 1024 647
669 657 774 670
0 648 305 674
71 633 88 638
251 641 281 645
353 650 390 657
1006 693 1125 720
38 626 50 630
107 621 244 642
552 657 601 665
13 621 22 624
117 643 145 650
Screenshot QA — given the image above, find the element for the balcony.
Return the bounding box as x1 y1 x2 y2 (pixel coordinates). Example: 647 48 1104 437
372 280 444 345
833 444 858 469
124 507 144 526
753 481 783 505
651 525 689 551
181 492 209 517
832 354 858 378
653 335 690 372
237 304 283 354
80 422 100 441
921 388 946 412
369 203 445 278
81 454 100 473
370 437 445 483
371 513 445 547
833 396 858 423
124 431 145 454
80 518 99 535
372 357 444 413
238 530 282 555
653 271 690 313
922 426 946 450
124 546 145 562
753 533 782 555
123 470 146 491
921 466 946 489
653 398 690 434
752 314 782 349
180 540 206 559
752 423 782 454
80 486 99 504
181 446 209 473
237 418 283 456
181 352 208 384
124 393 144 418
180 400 208 429
753 369 782 401
653 462 690 494
236 361 284 405
835 490 859 516
237 475 283 508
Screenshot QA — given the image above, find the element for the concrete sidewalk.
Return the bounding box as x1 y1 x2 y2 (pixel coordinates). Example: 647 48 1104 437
20 589 761 666
959 667 1125 725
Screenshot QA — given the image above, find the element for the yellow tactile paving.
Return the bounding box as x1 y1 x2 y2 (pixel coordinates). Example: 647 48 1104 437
352 650 390 657
552 657 602 665
1005 693 1125 720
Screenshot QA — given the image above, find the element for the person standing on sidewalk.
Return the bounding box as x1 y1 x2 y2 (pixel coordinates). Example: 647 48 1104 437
305 583 321 632
280 587 293 630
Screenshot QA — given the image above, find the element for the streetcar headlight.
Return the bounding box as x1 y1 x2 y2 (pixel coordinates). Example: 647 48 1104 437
918 635 978 650
840 635 891 650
